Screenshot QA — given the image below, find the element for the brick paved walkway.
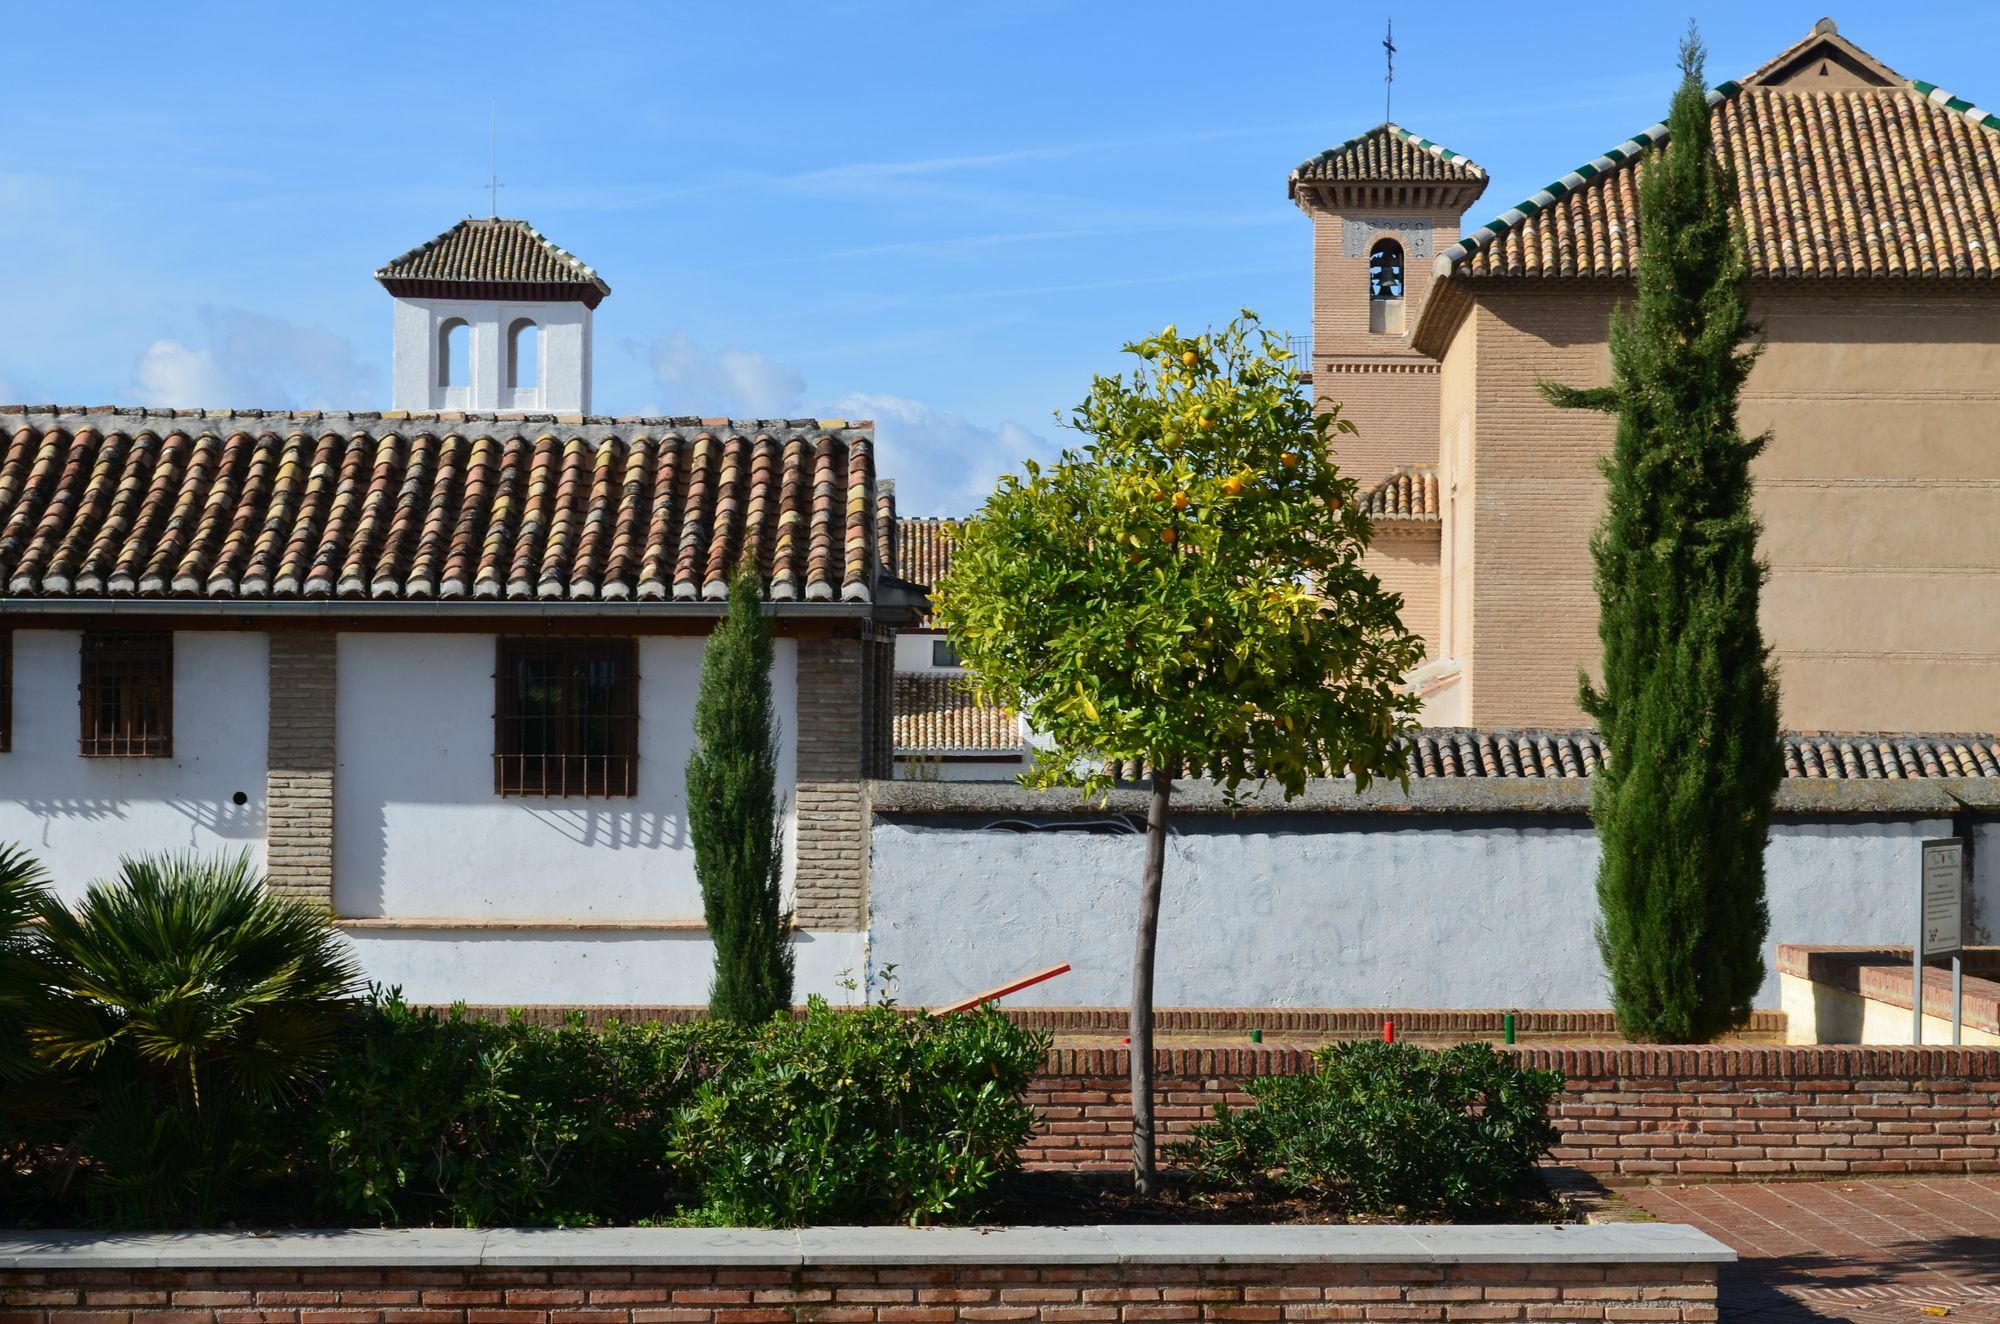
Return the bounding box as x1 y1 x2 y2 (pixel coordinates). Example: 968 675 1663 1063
1632 1179 2000 1323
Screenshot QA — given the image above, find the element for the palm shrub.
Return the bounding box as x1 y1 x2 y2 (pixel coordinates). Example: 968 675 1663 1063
1169 1041 1564 1220
1538 28 1780 1042
312 996 742 1227
687 557 794 1024
667 999 1048 1227
0 844 65 1212
27 852 363 1226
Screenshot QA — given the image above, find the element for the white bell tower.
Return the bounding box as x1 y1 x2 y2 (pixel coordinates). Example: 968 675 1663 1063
376 217 610 414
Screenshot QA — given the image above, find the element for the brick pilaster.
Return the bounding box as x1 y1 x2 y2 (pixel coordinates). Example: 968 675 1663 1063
794 635 867 929
266 632 337 906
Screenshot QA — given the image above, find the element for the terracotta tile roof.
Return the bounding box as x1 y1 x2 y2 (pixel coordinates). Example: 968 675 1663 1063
893 672 1024 755
376 218 611 306
1359 466 1439 520
896 517 964 625
0 408 886 604
1441 29 2000 281
1109 729 2000 782
1290 124 1489 212
1291 124 1486 187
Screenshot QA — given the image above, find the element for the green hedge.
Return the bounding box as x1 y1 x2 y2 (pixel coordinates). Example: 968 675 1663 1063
1167 1041 1564 1219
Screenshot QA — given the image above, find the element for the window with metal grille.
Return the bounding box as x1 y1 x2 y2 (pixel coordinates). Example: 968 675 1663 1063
494 637 638 797
79 632 173 758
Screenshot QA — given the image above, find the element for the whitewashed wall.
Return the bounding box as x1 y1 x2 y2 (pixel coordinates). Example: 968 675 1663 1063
336 928 865 1006
332 633 797 922
870 811 1999 1010
0 630 267 898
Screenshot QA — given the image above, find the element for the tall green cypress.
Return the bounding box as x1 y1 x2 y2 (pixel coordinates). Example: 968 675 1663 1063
687 557 794 1023
1541 28 1782 1044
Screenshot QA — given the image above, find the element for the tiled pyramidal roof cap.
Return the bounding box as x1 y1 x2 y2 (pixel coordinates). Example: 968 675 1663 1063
0 408 884 605
376 217 611 306
1289 124 1489 211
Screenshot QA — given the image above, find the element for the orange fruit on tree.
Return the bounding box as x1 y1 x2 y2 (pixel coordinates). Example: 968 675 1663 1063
1281 451 1299 468
1160 527 1177 544
1181 351 1198 366
1171 491 1190 510
1223 476 1243 494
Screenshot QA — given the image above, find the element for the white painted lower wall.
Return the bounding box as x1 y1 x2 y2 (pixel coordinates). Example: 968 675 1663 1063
0 630 267 899
869 813 2000 1010
332 633 798 923
339 927 866 1006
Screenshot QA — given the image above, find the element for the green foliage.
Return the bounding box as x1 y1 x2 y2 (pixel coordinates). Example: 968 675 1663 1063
1168 1041 1564 1220
668 998 1049 1227
312 995 742 1227
23 851 364 1225
935 312 1425 797
1540 29 1781 1043
0 843 53 1085
687 557 794 1024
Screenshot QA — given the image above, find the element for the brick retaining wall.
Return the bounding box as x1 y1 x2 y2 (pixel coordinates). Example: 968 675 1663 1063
0 1238 1727 1324
1027 1045 2000 1182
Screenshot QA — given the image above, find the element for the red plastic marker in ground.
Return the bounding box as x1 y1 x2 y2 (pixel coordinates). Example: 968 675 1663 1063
1382 1018 1396 1044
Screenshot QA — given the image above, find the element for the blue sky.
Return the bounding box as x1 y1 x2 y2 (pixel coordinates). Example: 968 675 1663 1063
5 2 1996 514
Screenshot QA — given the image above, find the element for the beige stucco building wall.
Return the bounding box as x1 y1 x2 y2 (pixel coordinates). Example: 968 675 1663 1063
1429 281 2000 731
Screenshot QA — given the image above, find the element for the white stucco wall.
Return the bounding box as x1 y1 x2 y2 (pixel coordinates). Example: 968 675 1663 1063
332 633 797 923
869 812 1995 1009
391 296 592 413
0 630 267 898
338 928 865 1006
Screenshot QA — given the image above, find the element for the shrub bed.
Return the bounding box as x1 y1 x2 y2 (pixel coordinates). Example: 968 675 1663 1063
1167 1041 1564 1220
0 848 1048 1231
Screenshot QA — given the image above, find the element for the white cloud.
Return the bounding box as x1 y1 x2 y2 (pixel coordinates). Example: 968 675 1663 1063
830 391 1056 518
131 307 374 410
637 331 806 418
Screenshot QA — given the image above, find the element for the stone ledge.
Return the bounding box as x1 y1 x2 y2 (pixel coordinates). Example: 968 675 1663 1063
0 1223 1732 1269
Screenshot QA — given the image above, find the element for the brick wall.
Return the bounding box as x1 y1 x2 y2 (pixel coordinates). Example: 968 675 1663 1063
265 631 336 906
1448 281 2000 731
795 634 868 929
1026 1045 2000 1182
0 1259 1723 1324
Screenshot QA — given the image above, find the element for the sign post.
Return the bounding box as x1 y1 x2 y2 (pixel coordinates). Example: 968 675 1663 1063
1918 839 1966 1045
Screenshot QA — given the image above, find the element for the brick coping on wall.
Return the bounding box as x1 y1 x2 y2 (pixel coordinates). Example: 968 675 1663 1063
1038 1042 2000 1078
0 1224 1734 1268
1777 944 2000 1036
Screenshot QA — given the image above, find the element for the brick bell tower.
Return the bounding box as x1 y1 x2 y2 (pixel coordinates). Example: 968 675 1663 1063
1288 124 1486 495
1288 125 1487 675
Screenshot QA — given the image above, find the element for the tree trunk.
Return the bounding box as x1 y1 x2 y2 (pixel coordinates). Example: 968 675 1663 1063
1129 766 1172 1196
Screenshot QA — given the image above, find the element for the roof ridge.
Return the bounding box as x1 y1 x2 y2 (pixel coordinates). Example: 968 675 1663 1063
1910 78 2000 136
1440 80 1742 270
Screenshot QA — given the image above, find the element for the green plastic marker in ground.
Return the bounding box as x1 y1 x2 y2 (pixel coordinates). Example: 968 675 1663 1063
1504 1013 1516 1044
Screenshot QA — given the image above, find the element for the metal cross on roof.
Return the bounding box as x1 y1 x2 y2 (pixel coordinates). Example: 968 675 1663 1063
487 99 505 218
1383 20 1397 123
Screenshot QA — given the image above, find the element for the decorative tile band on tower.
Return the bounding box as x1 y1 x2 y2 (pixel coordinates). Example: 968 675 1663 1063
266 632 337 906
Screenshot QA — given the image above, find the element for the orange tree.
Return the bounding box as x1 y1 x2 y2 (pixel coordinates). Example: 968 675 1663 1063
934 313 1424 1194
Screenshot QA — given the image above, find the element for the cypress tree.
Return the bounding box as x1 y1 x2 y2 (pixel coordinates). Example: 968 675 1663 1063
1540 27 1782 1044
687 557 794 1023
